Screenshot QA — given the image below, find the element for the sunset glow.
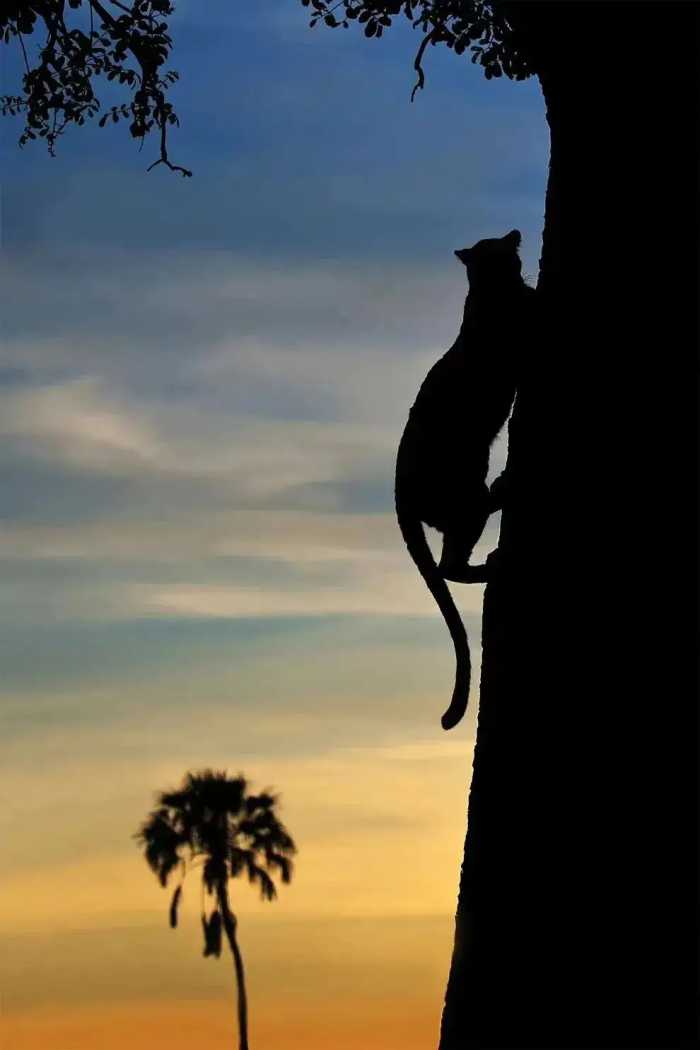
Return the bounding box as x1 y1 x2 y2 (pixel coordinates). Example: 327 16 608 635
2 2 545 1045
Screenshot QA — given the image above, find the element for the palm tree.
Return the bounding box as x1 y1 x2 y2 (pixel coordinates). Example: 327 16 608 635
136 769 296 1050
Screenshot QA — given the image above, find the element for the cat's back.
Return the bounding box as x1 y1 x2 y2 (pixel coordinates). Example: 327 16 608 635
411 341 469 412
408 316 511 421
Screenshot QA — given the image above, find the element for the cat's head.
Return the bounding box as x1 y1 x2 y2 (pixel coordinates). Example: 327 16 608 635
454 230 522 290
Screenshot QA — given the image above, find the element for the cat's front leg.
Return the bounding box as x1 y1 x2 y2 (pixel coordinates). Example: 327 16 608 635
438 531 474 578
487 470 510 513
437 486 490 580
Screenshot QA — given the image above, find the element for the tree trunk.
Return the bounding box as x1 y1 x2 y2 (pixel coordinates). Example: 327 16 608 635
440 4 698 1046
217 883 250 1050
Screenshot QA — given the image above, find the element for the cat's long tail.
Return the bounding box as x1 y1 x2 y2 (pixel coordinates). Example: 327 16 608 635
395 500 470 730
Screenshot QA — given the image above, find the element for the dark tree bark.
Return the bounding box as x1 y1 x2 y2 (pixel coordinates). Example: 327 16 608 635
440 4 698 1047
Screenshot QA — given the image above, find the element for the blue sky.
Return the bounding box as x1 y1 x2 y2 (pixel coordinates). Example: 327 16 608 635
2 0 546 669
1 5 547 1046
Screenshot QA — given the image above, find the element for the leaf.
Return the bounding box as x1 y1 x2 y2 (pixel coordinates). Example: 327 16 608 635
202 909 223 958
209 911 222 957
169 885 182 928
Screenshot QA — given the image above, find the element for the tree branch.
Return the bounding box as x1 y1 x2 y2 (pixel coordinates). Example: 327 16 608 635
147 108 192 177
411 27 436 100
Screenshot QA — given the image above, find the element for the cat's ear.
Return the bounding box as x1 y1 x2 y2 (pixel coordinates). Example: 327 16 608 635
454 248 471 266
503 229 522 249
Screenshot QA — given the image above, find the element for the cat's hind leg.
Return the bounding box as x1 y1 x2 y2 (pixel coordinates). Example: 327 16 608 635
437 484 490 579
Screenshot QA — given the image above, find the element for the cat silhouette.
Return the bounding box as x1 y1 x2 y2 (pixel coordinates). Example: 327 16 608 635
395 230 534 729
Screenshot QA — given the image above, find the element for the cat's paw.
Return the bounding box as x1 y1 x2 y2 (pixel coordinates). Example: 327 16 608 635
440 560 489 583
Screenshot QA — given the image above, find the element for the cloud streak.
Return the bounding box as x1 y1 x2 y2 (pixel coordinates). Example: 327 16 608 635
1 251 506 627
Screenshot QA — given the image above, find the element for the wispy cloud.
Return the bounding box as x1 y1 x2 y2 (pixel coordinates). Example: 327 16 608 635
1 250 506 628
0 378 162 471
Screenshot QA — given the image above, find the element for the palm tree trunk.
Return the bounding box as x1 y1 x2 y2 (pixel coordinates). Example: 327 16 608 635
217 882 250 1050
440 3 697 1046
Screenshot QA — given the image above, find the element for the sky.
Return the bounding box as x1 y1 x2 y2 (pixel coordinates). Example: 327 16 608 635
1 4 547 1048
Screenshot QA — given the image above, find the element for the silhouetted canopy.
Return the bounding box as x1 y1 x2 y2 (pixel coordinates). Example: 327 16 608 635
2 1 535 173
1 0 188 173
137 769 296 932
301 1 533 92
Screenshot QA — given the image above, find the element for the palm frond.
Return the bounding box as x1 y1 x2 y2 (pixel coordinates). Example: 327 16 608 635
245 790 276 814
203 856 227 894
186 770 246 814
136 809 185 886
228 847 250 878
266 822 296 855
158 787 190 810
246 857 277 901
239 810 296 861
202 909 223 958
265 851 294 884
169 884 183 928
138 770 296 929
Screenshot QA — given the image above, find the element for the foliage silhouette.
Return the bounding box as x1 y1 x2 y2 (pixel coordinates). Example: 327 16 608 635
1 1 189 174
2 1 533 172
301 1 534 93
136 769 296 1050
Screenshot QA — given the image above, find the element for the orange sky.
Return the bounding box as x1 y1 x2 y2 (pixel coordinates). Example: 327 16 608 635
5 994 448 1050
2 733 475 1049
